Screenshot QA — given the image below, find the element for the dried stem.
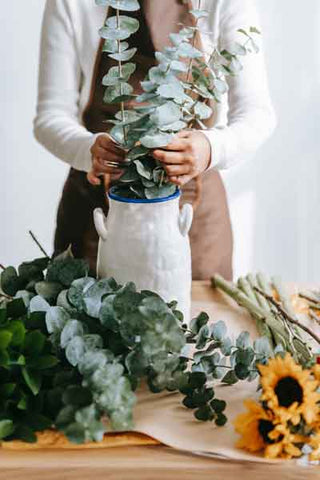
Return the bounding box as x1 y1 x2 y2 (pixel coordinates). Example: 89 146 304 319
0 264 5 271
254 287 320 346
310 311 320 327
28 231 49 258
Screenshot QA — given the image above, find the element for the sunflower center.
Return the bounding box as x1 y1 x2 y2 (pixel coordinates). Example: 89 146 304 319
258 419 275 444
274 376 303 407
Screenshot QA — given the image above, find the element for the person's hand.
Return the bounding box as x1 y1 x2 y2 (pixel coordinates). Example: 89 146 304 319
152 130 211 186
87 133 126 186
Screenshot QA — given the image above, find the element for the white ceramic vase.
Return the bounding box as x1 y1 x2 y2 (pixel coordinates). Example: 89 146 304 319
93 189 193 323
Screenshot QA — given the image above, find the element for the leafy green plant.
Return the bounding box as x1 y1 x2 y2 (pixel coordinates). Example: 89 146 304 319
1 246 275 444
97 0 260 199
0 296 61 442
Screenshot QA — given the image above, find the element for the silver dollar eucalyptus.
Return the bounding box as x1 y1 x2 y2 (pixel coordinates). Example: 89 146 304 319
96 0 260 199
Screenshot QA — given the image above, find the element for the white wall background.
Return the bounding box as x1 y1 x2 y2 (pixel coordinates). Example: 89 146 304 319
1 0 319 282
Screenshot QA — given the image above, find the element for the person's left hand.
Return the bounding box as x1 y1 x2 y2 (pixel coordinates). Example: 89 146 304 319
152 130 211 186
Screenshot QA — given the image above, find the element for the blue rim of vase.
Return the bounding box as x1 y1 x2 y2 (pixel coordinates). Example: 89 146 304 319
108 186 181 204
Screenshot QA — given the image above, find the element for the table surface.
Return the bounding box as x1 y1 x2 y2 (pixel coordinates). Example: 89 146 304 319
0 281 319 480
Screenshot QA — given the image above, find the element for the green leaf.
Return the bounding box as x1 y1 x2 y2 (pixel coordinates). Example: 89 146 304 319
6 298 27 319
102 39 129 53
45 307 70 335
65 336 86 367
29 295 50 313
25 414 52 432
96 0 140 12
7 320 26 346
194 405 214 422
0 420 14 439
15 290 35 308
178 42 202 59
190 312 209 335
63 386 93 408
215 413 227 426
250 26 261 34
100 16 139 41
24 331 46 356
12 425 37 443
194 102 213 120
190 9 209 20
109 47 137 62
46 258 89 287
140 131 174 149
64 422 86 445
144 183 176 200
0 383 16 397
1 267 22 296
222 370 238 385
35 281 63 303
236 331 251 349
150 102 182 127
235 363 250 380
103 82 134 104
29 355 59 370
0 330 13 349
0 350 9 367
211 320 227 341
189 372 207 389
196 325 210 349
22 367 42 395
60 320 84 349
254 336 273 357
18 258 48 282
83 278 118 318
210 399 226 413
134 159 153 180
102 63 136 86
67 277 95 312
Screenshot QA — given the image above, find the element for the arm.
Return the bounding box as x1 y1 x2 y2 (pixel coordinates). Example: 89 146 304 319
33 0 97 172
202 0 277 170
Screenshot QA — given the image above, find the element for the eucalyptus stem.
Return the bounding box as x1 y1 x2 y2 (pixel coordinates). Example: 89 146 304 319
28 231 49 258
116 8 127 145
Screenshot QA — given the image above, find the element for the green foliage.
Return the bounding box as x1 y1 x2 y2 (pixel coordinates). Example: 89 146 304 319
0 296 61 442
96 0 260 199
1 249 275 444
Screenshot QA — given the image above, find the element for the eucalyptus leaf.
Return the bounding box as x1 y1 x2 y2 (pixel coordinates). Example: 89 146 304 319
96 0 140 12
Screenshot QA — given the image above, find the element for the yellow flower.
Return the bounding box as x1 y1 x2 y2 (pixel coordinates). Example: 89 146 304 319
265 423 306 459
309 432 320 461
258 354 320 425
234 399 279 453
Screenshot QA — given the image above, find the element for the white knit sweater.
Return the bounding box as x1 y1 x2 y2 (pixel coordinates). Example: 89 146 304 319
34 0 277 173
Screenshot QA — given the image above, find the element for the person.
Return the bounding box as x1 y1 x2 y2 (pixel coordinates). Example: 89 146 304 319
34 0 277 280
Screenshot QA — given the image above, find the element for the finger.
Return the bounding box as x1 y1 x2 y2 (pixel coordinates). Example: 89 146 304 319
153 151 186 164
156 139 189 153
92 145 126 161
93 158 123 175
165 164 190 177
171 174 192 186
87 170 102 186
94 149 125 165
177 130 191 139
98 134 125 152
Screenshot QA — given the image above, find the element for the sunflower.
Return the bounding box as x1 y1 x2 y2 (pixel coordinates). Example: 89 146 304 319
265 423 306 459
234 399 281 453
258 354 320 425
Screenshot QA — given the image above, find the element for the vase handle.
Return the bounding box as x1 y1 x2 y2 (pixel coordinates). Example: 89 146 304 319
93 208 108 241
179 203 194 237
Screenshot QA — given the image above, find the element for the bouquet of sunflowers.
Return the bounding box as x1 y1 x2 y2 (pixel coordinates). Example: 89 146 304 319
234 353 320 461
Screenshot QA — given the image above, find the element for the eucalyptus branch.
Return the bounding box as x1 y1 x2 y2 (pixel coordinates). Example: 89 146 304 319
0 264 5 271
28 230 49 258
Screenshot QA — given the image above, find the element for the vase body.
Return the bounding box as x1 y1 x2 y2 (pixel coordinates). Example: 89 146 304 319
94 190 193 323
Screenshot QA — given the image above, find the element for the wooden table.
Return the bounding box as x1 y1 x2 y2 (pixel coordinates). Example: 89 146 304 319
0 282 319 480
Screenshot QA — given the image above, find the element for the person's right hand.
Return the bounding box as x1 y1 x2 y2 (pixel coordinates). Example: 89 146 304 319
87 133 126 186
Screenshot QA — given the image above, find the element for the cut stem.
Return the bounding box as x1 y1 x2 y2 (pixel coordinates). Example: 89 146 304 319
28 231 49 258
254 287 320 347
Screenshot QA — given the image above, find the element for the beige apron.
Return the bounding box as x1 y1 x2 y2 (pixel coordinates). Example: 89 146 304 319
54 0 233 280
